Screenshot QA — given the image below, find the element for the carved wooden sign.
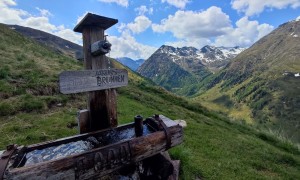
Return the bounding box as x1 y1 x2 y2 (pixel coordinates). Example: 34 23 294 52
59 69 128 94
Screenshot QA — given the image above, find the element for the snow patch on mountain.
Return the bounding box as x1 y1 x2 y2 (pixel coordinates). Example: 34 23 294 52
155 45 245 72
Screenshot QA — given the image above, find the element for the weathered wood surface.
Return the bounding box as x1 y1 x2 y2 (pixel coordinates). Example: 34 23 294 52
59 69 128 94
169 160 180 180
74 13 118 33
77 109 89 134
81 21 118 130
4 116 183 180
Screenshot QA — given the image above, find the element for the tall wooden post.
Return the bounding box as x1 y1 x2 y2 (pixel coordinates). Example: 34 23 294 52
74 13 118 131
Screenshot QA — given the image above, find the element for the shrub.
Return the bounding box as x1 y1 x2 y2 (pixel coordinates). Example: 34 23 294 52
20 95 45 112
0 66 10 79
0 102 15 116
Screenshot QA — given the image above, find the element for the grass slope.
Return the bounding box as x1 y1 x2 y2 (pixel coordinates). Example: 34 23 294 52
194 21 300 143
0 24 300 179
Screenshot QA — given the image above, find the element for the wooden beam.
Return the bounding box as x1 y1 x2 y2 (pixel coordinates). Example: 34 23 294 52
74 13 118 33
82 26 118 131
4 116 183 180
77 109 89 134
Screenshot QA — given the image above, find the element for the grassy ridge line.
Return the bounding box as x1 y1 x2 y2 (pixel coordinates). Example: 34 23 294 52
0 24 299 179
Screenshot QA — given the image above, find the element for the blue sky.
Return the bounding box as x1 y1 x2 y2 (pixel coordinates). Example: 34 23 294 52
0 0 300 59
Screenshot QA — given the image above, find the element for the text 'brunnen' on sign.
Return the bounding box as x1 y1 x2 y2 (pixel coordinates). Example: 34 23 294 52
59 68 128 94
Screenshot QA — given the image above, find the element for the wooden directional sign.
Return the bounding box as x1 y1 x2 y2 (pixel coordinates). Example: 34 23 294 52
59 69 128 94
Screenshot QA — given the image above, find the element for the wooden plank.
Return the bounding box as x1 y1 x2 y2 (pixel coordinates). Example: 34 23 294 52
160 115 178 127
74 13 118 33
5 117 183 180
169 160 180 180
59 69 128 94
77 109 89 134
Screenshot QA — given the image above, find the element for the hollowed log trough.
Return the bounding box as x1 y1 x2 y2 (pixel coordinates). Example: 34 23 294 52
2 115 183 179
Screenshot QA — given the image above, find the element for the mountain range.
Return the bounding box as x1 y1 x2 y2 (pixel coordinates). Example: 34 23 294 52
0 22 299 179
3 21 300 142
138 45 244 95
137 19 300 143
115 57 144 71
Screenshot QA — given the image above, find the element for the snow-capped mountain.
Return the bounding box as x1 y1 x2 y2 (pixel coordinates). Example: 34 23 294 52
199 46 245 63
155 45 245 72
138 44 245 95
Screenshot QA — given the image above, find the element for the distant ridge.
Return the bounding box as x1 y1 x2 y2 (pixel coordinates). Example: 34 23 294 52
138 45 244 95
115 57 144 71
5 24 82 59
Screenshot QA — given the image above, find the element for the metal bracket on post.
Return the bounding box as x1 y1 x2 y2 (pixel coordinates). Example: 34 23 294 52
0 144 17 179
154 115 172 150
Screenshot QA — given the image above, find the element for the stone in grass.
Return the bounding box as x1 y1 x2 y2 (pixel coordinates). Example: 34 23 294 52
174 120 187 128
56 103 63 107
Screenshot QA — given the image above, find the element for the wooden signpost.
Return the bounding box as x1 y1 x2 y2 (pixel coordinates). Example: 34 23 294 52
64 13 123 132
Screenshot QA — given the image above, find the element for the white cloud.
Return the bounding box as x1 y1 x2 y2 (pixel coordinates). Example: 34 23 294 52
214 17 274 47
296 16 300 21
0 0 82 44
152 6 231 39
127 16 152 34
165 38 212 49
0 1 28 24
98 0 128 7
21 16 57 33
152 6 274 48
135 5 153 16
36 7 52 17
76 12 91 24
54 28 82 45
162 0 190 9
0 0 16 7
231 0 300 16
112 15 155 58
108 32 157 59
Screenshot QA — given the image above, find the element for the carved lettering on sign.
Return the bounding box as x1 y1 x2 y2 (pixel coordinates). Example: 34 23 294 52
75 157 89 179
94 152 105 171
59 69 128 94
96 75 125 86
75 142 131 178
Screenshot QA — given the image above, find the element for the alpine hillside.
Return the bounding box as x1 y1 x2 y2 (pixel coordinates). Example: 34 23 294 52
138 45 244 95
195 19 300 143
5 24 82 59
0 23 300 179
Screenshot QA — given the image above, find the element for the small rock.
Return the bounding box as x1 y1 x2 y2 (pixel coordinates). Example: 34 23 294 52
57 103 63 107
174 120 187 128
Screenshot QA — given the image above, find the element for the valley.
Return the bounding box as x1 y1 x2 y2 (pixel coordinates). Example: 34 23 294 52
137 19 300 144
0 21 299 179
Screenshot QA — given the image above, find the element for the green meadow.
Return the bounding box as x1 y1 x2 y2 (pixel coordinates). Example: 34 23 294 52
0 24 299 179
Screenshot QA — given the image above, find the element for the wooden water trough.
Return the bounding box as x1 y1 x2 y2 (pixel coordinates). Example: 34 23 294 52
1 115 183 179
